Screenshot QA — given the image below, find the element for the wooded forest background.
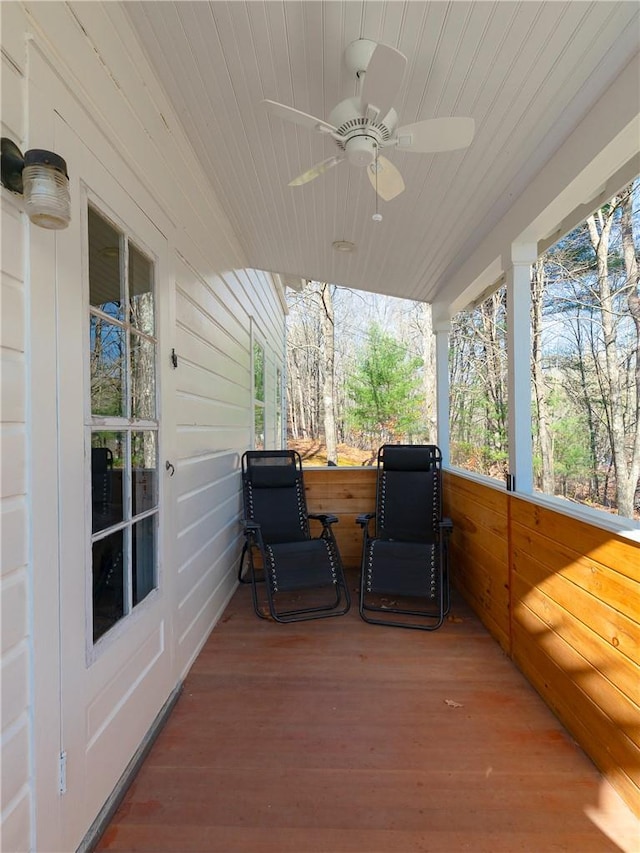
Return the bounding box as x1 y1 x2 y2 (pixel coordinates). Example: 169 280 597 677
286 179 640 521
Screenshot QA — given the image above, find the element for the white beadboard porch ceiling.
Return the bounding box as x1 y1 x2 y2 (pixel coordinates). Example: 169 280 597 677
124 1 639 305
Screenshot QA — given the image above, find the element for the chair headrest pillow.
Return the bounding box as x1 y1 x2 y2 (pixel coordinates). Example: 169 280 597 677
382 445 437 471
250 465 299 488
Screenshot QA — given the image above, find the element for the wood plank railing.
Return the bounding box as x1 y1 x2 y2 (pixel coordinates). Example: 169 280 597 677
303 465 640 817
303 466 376 568
444 470 640 818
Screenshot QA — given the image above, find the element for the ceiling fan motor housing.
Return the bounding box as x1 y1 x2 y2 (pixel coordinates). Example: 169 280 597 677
328 97 398 166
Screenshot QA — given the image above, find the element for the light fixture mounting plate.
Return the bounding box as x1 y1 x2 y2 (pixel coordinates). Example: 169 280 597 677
1 138 25 194
332 240 355 253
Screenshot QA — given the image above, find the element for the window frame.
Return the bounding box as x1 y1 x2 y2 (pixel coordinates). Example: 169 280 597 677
84 199 162 650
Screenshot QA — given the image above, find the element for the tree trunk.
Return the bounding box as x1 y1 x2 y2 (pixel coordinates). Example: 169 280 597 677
531 259 555 493
319 283 338 464
421 302 437 443
587 195 636 517
479 292 507 467
620 186 640 515
574 305 601 502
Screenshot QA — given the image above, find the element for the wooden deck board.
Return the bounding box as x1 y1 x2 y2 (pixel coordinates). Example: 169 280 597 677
96 574 639 852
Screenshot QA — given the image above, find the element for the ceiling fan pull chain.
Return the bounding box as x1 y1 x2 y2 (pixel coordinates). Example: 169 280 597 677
372 147 382 222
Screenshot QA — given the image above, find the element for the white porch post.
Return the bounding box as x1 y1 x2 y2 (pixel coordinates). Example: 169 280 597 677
434 319 451 466
506 243 537 494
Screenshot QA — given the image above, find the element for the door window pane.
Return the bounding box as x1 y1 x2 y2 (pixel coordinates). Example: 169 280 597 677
132 515 156 606
90 317 125 417
129 244 154 335
91 433 125 533
132 431 158 516
130 332 156 420
93 528 125 642
88 207 123 320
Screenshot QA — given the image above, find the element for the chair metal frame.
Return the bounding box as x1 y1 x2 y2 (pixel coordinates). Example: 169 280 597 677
356 444 452 630
240 449 351 623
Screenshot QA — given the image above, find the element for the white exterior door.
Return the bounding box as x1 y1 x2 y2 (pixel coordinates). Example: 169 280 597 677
54 115 174 850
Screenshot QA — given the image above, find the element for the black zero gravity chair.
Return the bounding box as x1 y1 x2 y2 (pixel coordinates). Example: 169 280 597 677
356 444 453 630
240 450 351 623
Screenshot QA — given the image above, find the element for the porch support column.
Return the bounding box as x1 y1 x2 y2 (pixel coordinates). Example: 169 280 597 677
434 319 452 467
506 242 537 494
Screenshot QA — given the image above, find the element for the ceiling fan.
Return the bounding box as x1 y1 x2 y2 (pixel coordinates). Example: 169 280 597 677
262 39 475 202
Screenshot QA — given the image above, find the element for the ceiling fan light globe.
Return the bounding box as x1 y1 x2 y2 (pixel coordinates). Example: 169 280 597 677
346 136 376 167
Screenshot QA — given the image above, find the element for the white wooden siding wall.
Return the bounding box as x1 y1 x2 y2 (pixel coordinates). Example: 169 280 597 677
1 4 33 850
0 3 286 850
173 259 284 675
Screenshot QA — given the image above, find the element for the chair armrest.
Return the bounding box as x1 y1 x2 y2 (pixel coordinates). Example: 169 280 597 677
356 512 375 528
308 512 339 526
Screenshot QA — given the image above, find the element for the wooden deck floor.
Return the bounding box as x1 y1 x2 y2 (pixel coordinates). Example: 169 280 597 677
96 575 639 852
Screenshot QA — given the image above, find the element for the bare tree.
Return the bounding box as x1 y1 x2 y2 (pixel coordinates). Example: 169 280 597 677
586 183 639 518
534 180 639 517
479 291 508 468
397 300 437 443
286 286 322 439
319 283 338 464
531 259 555 493
420 302 437 443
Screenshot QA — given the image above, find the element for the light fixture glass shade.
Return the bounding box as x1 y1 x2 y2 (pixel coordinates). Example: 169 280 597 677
22 150 70 229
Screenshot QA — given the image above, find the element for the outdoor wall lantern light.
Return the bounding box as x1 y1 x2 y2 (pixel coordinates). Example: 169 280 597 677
1 137 71 229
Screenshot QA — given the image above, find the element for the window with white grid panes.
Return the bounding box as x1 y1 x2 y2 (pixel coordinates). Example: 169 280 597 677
88 206 159 642
253 340 265 449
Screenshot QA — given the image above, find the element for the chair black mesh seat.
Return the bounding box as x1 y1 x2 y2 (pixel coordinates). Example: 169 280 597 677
240 450 350 622
364 541 437 598
357 444 452 630
265 539 340 592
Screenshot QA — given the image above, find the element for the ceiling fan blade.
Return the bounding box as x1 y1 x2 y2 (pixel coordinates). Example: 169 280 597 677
262 99 338 134
289 156 344 187
367 155 405 201
361 43 407 121
395 117 475 153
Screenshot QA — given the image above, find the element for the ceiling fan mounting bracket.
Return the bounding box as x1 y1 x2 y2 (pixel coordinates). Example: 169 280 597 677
345 39 378 77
